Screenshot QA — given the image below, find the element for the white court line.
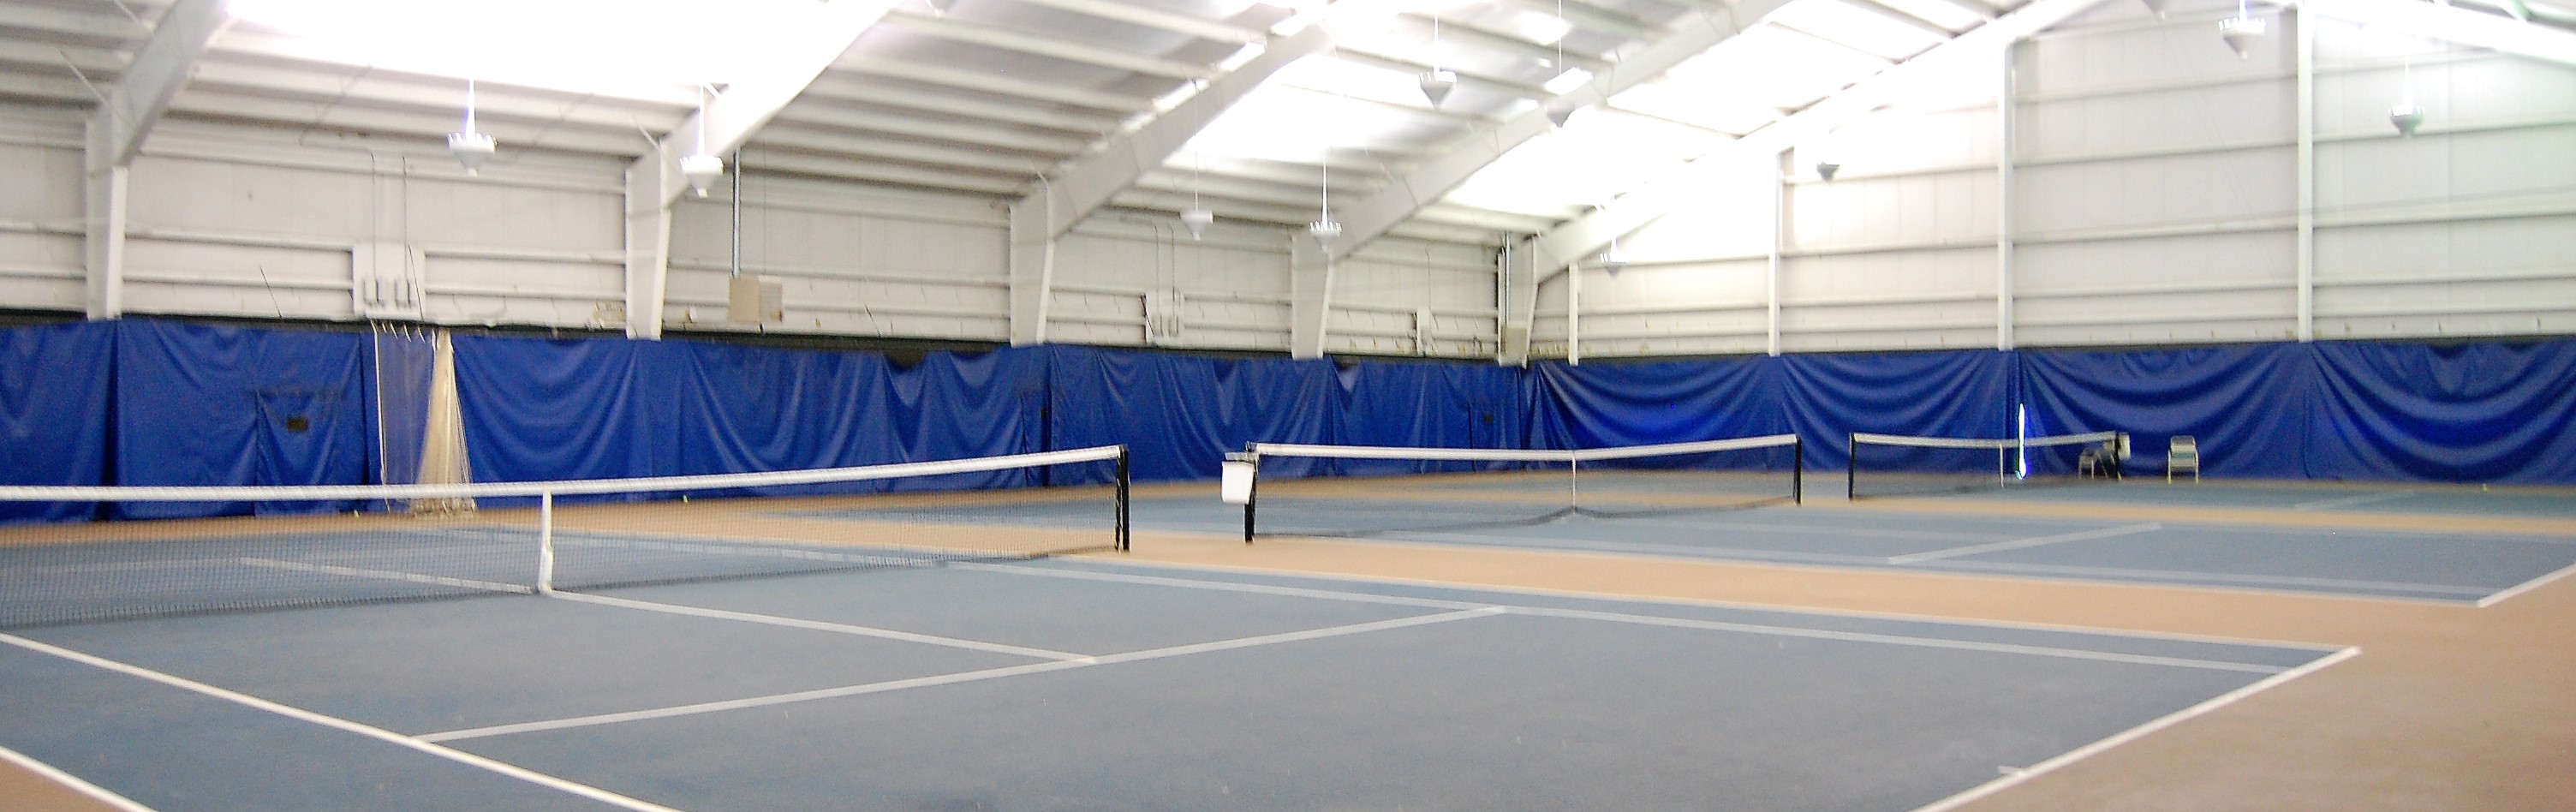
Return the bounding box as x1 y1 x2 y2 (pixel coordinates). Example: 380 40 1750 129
420 607 1505 743
1398 532 1894 567
240 558 534 595
1505 606 2289 674
546 592 1093 661
1913 557 2494 598
0 632 682 812
1911 646 2363 812
964 564 2300 673
1305 528 2489 600
0 742 156 812
1887 523 2165 564
952 562 1501 612
2476 559 2576 608
2292 491 2417 511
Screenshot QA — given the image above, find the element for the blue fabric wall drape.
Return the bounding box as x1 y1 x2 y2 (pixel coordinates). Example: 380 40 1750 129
0 322 115 522
112 320 373 517
2304 339 2576 483
7 319 2572 521
2017 343 2315 478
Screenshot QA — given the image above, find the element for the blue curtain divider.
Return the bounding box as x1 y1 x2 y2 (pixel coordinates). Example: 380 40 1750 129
4 319 2571 523
0 321 116 522
110 319 375 518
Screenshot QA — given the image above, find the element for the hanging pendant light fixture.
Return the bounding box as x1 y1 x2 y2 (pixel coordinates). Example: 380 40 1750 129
1180 151 1213 239
1545 0 1580 128
1420 15 1457 106
2219 0 2266 58
678 85 725 198
446 79 496 176
1599 235 1626 274
2389 56 2425 136
1309 148 1341 242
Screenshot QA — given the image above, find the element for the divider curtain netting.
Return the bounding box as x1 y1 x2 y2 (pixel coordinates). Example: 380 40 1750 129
372 324 474 515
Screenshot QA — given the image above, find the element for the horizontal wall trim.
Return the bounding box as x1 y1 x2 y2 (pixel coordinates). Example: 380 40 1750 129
669 260 1010 290
424 282 618 301
1805 115 2576 186
1049 283 1291 304
0 218 83 236
2017 279 2287 299
0 263 76 280
428 246 622 265
138 144 624 197
2016 309 2296 328
2318 300 2576 319
2320 267 2576 288
130 228 354 253
661 294 1002 321
124 271 347 291
707 191 1006 230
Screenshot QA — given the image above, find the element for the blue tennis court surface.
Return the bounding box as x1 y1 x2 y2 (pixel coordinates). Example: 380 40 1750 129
804 487 2576 604
2 558 2338 811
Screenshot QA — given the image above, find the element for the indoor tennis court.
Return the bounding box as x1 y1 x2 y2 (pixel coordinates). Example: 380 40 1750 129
5 0 2576 809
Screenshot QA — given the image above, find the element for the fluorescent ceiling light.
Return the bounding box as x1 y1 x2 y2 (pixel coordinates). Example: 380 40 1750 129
227 0 827 100
1542 68 1594 94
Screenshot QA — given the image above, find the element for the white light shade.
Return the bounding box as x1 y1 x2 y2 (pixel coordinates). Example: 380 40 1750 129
678 152 724 198
1816 161 1840 181
1308 217 1342 241
446 131 496 176
2220 16 2267 58
1599 246 1626 274
2389 103 2425 136
1418 69 1457 106
1180 206 1214 239
1546 103 1579 128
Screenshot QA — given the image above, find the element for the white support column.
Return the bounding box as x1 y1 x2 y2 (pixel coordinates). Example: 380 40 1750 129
1007 199 1055 346
1289 236 1333 359
1996 41 2018 352
2294 0 2317 342
82 138 128 320
82 0 232 320
1499 237 1538 366
1767 151 1784 357
623 0 899 338
1565 261 1582 366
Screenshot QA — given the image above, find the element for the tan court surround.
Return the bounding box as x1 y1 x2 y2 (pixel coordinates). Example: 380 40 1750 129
8 481 2573 810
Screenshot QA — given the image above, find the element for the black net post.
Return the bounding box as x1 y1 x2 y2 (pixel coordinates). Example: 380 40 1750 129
1114 448 1131 552
1792 436 1804 505
1846 435 1858 501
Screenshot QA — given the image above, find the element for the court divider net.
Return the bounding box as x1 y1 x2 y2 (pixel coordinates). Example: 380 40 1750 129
0 445 1129 629
1236 435 1803 540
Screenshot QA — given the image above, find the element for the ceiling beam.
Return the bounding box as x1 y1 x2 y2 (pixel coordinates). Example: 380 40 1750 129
1321 0 1801 261
629 0 899 339
833 58 1153 112
876 11 1214 80
1001 0 1267 45
1529 0 2119 281
86 0 230 322
92 0 229 167
1016 21 1339 240
2306 0 2576 67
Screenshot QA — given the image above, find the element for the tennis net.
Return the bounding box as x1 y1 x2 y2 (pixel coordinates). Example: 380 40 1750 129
1846 431 2126 500
0 446 1129 629
1234 434 1803 540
